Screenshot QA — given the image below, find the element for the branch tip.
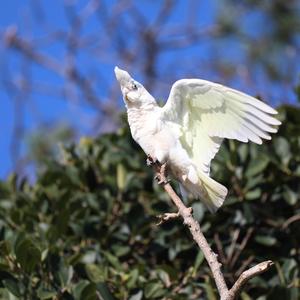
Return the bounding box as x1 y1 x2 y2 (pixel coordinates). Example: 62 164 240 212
156 212 180 225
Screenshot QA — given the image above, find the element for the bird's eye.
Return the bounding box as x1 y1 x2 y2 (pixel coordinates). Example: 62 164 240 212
131 82 138 90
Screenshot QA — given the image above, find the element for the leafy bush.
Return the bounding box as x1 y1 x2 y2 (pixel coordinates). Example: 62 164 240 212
0 106 299 299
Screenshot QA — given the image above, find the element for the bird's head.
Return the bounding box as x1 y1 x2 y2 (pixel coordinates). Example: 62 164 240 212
114 66 156 107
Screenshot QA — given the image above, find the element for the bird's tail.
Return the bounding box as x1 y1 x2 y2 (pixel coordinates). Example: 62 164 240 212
183 171 228 213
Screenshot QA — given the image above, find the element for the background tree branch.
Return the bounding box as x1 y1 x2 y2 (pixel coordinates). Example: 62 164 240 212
1 0 299 179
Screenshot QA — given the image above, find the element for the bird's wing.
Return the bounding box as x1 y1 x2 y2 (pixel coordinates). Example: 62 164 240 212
161 79 281 175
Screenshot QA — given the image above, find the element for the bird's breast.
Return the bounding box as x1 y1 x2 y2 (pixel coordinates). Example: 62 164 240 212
127 109 162 141
127 108 176 159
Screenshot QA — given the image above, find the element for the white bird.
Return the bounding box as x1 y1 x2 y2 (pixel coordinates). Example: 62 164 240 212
114 66 281 213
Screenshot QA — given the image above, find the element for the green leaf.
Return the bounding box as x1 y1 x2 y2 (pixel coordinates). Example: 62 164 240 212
37 289 57 299
193 251 205 275
245 154 270 178
127 268 139 289
241 291 252 300
112 245 130 257
0 241 11 256
283 187 298 205
58 266 74 287
2 278 21 298
129 290 143 300
281 258 298 282
80 283 97 300
238 144 249 163
102 251 122 270
144 282 165 298
0 263 10 272
245 188 261 200
85 264 106 283
274 137 291 165
255 235 277 246
96 283 115 300
14 236 41 273
204 276 217 300
117 163 126 191
157 269 170 287
73 281 90 300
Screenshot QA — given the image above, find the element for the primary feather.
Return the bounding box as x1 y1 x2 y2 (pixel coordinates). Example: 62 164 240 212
115 67 281 212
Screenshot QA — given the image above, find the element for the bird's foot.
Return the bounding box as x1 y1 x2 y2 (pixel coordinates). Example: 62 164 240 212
146 155 157 166
154 163 169 184
155 174 170 185
146 156 169 184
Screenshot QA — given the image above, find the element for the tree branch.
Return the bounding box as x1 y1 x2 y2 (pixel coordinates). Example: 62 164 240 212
153 162 273 300
227 260 274 299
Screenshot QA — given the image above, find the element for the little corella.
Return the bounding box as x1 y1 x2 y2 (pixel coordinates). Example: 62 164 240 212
115 67 280 212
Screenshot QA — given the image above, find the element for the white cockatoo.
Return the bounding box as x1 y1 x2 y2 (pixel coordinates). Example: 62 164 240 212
114 67 281 212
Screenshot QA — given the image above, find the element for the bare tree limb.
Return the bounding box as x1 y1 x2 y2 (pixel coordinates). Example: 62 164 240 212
227 260 274 299
153 162 274 300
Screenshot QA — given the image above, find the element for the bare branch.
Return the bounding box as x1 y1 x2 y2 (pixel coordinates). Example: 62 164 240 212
4 26 63 75
230 227 254 270
153 162 228 298
156 212 180 225
227 260 274 299
152 162 274 300
282 214 300 229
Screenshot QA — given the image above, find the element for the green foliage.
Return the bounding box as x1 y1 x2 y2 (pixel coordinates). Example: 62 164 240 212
0 106 299 299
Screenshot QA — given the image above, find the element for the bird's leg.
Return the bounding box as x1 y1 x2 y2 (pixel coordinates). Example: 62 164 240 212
146 155 170 184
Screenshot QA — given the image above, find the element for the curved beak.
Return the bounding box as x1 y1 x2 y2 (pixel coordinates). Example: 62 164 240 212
114 66 132 87
114 66 134 102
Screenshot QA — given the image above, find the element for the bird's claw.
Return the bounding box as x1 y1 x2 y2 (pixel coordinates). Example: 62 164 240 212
155 170 170 185
147 158 169 184
146 155 157 166
146 158 153 166
155 162 169 184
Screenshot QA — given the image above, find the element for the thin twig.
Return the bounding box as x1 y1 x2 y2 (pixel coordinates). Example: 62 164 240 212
227 229 240 266
156 212 180 225
153 162 273 300
214 233 226 264
230 227 254 270
282 214 300 229
235 255 255 278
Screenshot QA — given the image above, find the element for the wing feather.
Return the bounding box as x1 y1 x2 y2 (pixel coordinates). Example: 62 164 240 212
162 79 281 175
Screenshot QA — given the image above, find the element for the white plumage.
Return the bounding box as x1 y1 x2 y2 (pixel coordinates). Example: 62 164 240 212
114 67 281 212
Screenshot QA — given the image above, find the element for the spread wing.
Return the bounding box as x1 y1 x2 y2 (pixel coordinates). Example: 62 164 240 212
161 79 281 175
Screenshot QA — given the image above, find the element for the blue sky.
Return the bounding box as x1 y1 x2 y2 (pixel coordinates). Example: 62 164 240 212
0 0 299 180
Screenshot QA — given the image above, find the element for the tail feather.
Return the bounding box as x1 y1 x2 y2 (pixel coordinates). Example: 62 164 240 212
183 172 228 213
199 173 228 213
